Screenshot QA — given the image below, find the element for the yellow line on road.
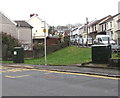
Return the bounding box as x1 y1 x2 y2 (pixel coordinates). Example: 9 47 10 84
35 69 120 80
4 75 31 78
4 75 15 78
0 66 12 69
2 66 120 80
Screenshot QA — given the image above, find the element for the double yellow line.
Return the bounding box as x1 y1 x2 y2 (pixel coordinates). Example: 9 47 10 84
35 69 120 80
4 75 31 78
2 66 120 80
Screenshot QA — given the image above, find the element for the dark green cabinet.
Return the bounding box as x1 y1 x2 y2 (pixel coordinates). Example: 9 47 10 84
92 45 111 64
13 47 24 63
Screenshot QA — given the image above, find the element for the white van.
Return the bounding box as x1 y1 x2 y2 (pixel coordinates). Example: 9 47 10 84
94 35 115 44
94 35 116 49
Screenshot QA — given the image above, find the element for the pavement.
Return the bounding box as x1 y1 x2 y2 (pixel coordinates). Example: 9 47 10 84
2 63 120 78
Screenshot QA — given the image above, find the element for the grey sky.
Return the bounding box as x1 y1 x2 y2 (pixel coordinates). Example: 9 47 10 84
0 0 120 26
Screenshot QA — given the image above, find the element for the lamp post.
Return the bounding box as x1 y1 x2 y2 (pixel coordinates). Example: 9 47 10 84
42 21 47 65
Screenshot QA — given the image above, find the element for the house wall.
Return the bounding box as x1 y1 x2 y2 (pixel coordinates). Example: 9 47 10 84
79 27 84 36
97 16 111 33
118 21 120 30
27 16 48 39
106 20 113 31
88 26 92 33
17 27 32 50
0 12 17 38
113 16 119 41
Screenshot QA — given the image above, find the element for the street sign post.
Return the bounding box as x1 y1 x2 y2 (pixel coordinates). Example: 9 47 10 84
42 21 47 65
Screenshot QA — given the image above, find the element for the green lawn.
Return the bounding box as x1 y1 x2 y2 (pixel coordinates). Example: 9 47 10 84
24 46 92 65
112 53 120 59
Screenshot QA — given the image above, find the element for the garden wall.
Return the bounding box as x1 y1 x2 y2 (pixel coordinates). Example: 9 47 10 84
24 41 69 59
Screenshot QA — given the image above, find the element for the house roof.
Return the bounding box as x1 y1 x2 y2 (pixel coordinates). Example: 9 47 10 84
88 20 98 27
27 15 50 28
87 15 111 27
15 21 33 28
0 11 17 25
100 13 120 25
28 15 43 21
71 27 78 32
97 15 112 24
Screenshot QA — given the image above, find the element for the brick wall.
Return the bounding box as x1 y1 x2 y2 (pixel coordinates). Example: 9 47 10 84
47 37 60 47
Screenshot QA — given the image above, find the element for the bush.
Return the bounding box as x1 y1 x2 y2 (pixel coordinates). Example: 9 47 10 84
33 43 44 50
2 32 21 60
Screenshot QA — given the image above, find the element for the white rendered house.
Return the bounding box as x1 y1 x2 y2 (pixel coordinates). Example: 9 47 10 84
27 14 49 39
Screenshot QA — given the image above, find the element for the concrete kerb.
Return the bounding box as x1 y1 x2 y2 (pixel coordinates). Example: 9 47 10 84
2 64 120 78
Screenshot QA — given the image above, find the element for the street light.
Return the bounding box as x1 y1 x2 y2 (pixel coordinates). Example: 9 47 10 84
42 21 47 65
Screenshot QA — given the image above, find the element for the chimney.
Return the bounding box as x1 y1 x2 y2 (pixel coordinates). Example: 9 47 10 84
30 14 38 18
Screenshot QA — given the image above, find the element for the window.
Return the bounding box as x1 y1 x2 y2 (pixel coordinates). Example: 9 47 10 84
102 37 109 41
36 30 37 32
102 25 104 31
105 24 106 30
110 22 112 28
95 25 96 31
106 23 108 30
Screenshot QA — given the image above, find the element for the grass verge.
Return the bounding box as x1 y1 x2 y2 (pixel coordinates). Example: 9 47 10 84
24 46 92 65
112 53 120 59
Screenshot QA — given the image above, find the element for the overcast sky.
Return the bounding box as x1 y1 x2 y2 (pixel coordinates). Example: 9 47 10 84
0 0 120 26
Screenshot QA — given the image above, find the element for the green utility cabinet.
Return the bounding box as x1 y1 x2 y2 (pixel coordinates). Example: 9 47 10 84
92 45 111 64
13 47 24 63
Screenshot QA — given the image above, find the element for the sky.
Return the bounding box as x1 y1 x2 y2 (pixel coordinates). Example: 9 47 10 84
0 0 120 26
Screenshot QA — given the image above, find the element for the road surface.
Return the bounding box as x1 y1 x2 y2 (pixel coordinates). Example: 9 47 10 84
1 66 119 96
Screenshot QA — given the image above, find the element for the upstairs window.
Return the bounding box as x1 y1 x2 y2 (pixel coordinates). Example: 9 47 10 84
95 25 96 31
102 25 104 31
105 24 106 30
110 22 112 28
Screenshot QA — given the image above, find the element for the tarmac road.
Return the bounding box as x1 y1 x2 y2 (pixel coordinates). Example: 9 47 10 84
1 66 119 96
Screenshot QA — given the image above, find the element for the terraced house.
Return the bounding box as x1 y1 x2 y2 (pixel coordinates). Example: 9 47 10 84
99 13 120 43
87 15 112 39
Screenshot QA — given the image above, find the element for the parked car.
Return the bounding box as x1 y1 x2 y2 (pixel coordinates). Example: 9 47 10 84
70 37 76 44
76 38 83 45
83 38 93 46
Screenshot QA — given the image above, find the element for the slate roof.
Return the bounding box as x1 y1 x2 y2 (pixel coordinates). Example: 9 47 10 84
15 21 33 28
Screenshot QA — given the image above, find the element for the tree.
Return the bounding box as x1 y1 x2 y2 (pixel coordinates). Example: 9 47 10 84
48 26 55 36
1 32 21 60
